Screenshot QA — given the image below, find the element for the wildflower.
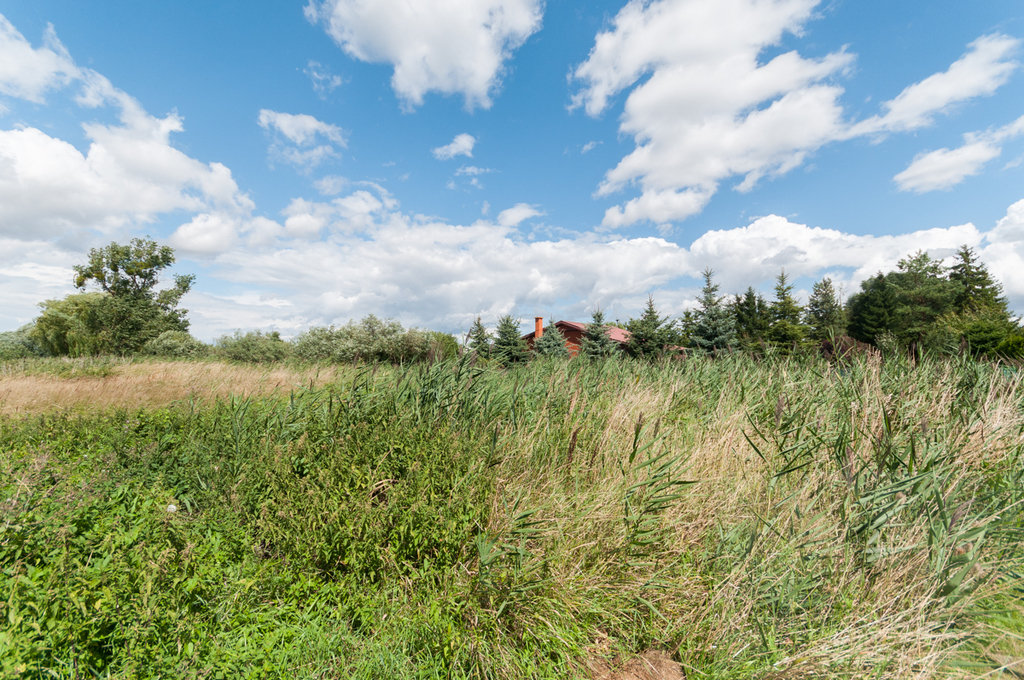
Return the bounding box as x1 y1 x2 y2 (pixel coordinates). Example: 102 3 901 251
167 504 177 513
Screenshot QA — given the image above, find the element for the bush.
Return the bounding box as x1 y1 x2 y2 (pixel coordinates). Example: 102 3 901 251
995 334 1024 360
215 330 290 363
143 330 210 358
291 315 431 364
0 325 45 360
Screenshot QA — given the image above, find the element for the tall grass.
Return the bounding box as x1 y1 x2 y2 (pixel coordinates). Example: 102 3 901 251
1 352 1022 678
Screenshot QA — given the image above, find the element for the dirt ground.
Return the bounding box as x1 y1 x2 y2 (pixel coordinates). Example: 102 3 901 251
589 651 686 680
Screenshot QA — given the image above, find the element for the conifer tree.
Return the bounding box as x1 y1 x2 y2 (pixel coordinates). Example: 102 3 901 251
847 274 896 345
580 309 619 359
888 251 959 345
731 287 770 349
626 296 671 359
690 268 735 353
767 270 807 350
492 315 528 366
949 245 1009 316
804 277 845 341
532 322 570 358
466 316 492 359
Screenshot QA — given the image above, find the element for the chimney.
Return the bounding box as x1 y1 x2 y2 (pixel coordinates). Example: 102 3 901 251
535 317 543 338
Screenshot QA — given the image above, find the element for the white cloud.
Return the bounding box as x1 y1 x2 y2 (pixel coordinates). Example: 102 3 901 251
433 133 476 160
573 0 854 228
572 1 1020 228
456 165 493 176
581 141 599 153
0 16 79 103
257 109 344 146
304 0 543 110
305 60 344 99
257 109 346 171
894 114 1024 192
497 203 543 227
855 34 1020 135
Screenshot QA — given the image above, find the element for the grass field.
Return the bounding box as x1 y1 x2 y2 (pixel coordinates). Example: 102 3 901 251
1 352 1022 678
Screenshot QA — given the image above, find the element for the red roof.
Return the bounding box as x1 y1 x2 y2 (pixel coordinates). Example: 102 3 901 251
522 320 631 345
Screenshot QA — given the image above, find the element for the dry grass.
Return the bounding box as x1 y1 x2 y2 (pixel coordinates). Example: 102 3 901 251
0 360 343 415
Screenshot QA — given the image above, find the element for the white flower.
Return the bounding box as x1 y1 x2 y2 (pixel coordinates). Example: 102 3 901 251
167 504 177 513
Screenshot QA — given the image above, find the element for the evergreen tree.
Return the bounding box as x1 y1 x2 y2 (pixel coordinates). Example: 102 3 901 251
887 251 959 345
626 296 672 359
949 245 1010 316
767 270 806 351
690 268 736 353
580 309 619 359
847 274 897 345
676 310 698 347
492 315 528 366
532 322 570 358
466 316 492 359
731 287 770 349
804 277 845 341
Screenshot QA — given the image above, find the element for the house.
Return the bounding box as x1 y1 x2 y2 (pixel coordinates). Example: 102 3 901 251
522 317 630 357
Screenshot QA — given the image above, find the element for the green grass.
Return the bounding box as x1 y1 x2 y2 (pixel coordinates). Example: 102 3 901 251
1 352 1023 678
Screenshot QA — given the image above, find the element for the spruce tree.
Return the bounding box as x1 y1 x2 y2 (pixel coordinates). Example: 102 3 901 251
847 274 897 345
626 296 671 359
466 316 492 359
580 309 619 359
804 277 845 341
767 270 807 351
731 287 770 350
532 322 570 358
888 251 959 345
690 268 735 353
492 315 528 366
949 245 1009 316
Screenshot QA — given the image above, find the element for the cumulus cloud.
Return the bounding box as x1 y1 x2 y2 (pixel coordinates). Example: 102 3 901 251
257 109 346 171
433 133 476 160
894 114 1024 193
0 15 260 266
572 0 854 228
305 60 344 99
0 16 79 103
572 0 1020 228
304 0 542 110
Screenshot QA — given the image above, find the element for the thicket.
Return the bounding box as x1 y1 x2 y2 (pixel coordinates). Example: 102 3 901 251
2 353 1023 677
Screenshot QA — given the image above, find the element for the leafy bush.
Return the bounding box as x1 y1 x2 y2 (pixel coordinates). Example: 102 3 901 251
291 315 431 364
995 334 1024 360
143 330 210 358
215 330 290 363
0 324 45 359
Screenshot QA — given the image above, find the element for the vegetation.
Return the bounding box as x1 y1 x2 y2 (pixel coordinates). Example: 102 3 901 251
691 269 735 353
579 309 619 359
492 315 529 366
532 322 570 358
2 352 1024 678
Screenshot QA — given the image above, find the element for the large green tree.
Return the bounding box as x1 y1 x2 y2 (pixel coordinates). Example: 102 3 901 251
731 287 770 350
492 315 529 366
466 316 492 359
34 238 194 356
690 269 735 353
626 296 672 359
580 309 619 360
847 274 897 345
767 270 807 351
949 245 1009 315
886 251 960 347
804 277 845 341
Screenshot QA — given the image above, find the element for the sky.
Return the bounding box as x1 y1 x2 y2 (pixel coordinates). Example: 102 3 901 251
1 0 1023 340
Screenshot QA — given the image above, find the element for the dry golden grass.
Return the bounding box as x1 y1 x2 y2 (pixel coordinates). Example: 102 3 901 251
0 360 342 415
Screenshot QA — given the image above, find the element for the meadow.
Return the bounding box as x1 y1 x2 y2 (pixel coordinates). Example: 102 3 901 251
1 352 1022 678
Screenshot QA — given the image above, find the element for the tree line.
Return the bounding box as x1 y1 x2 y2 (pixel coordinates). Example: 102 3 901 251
2 239 1021 364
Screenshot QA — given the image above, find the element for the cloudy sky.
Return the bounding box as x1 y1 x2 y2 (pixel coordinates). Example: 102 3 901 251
1 0 1023 340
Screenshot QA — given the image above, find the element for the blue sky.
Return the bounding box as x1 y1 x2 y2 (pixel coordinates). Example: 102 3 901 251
1 0 1023 340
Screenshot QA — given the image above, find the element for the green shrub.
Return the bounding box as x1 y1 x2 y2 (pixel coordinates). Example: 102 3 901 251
995 334 1024 360
143 330 210 358
215 330 290 363
291 315 431 364
0 324 45 359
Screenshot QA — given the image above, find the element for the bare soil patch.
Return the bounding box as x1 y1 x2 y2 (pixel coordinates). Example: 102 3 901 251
589 651 686 680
